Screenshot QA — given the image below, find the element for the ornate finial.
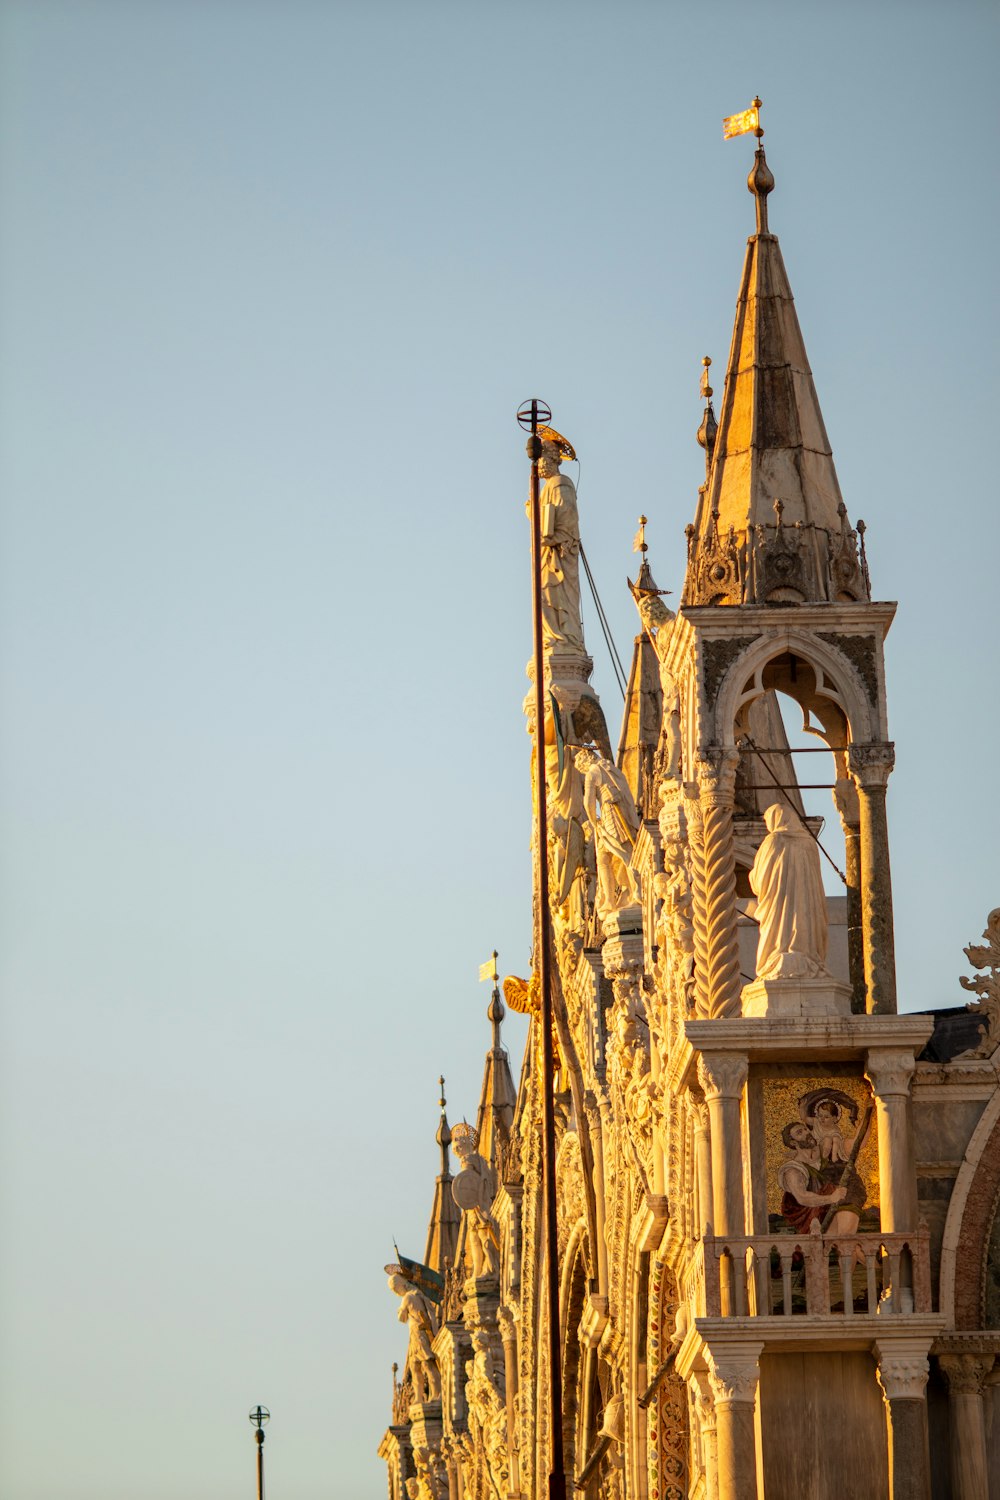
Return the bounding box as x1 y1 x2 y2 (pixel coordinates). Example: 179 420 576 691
628 515 670 601
696 355 718 473
773 497 785 528
488 982 505 1050
436 1074 452 1158
746 100 774 236
633 515 648 557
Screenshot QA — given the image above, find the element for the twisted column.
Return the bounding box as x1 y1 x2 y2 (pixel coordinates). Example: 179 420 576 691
697 749 741 1019
849 742 897 1014
684 786 710 1018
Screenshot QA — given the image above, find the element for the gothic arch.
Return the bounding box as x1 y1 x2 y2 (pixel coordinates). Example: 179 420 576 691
938 1081 1000 1327
710 629 877 752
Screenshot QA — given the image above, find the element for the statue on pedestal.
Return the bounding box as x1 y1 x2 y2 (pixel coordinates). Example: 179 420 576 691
387 1273 442 1401
536 429 585 652
749 802 829 980
575 747 641 919
451 1123 501 1279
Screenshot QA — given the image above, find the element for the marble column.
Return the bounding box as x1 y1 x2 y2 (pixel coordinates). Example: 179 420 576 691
707 1344 762 1500
875 1340 932 1500
833 775 865 1012
690 1089 713 1241
698 1053 748 1235
865 1049 918 1235
496 1305 521 1499
849 742 897 1014
938 1353 994 1500
696 749 742 1020
692 1369 720 1500
698 1053 748 1315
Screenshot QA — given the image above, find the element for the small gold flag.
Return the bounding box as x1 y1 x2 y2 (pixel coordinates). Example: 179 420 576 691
479 952 498 983
723 103 760 140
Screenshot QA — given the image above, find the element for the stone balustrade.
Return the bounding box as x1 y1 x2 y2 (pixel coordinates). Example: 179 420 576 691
692 1224 931 1319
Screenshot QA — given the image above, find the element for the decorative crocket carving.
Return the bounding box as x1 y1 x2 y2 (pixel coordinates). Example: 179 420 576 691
686 511 743 606
958 908 1000 1059
826 503 869 602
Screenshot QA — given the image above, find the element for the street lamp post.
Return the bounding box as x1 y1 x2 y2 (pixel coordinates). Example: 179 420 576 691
248 1405 270 1500
516 397 566 1500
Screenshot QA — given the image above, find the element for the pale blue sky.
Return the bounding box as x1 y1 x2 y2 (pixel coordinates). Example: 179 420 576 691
1 2 997 1497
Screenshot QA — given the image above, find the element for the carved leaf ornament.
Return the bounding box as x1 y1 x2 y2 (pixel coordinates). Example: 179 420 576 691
959 908 1000 1058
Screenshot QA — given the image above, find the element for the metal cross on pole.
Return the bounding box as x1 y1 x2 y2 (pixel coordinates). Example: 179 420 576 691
516 397 566 1500
248 1405 270 1500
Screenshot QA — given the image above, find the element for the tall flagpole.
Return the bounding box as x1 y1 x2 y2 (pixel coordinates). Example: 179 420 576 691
517 398 566 1500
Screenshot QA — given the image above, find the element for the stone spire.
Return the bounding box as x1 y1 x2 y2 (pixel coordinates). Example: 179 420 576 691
474 986 517 1172
423 1075 460 1273
619 519 669 819
682 147 869 607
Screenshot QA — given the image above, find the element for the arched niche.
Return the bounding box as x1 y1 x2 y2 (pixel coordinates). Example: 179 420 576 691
711 630 875 757
559 1220 591 1478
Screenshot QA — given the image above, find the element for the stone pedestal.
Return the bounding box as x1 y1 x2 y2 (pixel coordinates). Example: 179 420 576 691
740 975 853 1019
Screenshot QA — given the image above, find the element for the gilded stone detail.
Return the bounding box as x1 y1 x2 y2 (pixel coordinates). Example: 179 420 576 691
958 908 1000 1059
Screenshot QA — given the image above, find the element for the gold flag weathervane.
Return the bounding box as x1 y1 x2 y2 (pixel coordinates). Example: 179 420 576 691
723 96 763 140
632 515 647 554
478 950 499 984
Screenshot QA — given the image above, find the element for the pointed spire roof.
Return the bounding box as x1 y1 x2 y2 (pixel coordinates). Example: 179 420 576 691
423 1076 460 1274
474 985 517 1172
683 147 869 607
619 522 669 818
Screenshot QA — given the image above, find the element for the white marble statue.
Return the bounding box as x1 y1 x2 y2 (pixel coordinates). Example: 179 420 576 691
387 1273 442 1401
636 593 681 780
575 747 641 918
749 803 829 980
538 439 586 652
451 1124 501 1279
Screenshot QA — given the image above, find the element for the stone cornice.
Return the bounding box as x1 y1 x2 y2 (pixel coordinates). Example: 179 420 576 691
683 1314 945 1361
669 1015 934 1090
678 600 897 639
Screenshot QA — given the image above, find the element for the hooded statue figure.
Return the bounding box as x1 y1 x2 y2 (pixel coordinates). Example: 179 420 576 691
749 803 829 980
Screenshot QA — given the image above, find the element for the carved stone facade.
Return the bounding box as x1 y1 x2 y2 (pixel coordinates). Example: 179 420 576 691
381 145 1000 1500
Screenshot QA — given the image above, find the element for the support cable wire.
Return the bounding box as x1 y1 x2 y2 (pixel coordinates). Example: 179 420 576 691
580 543 628 699
571 461 628 701
740 734 848 886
